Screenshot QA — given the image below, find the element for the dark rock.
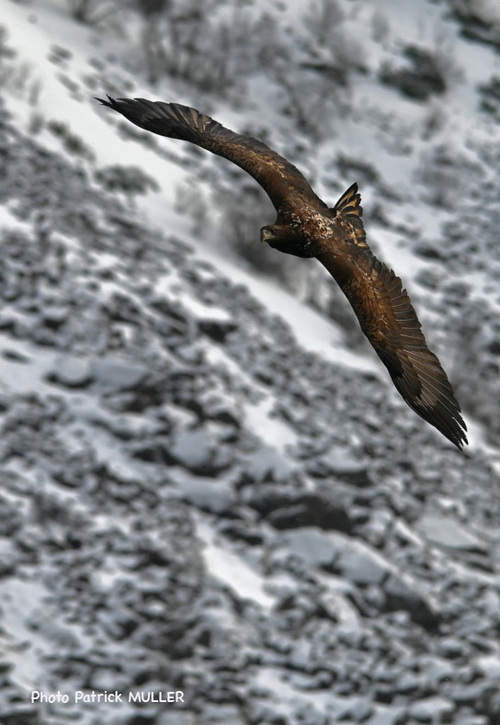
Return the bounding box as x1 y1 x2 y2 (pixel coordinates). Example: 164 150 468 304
436 638 467 659
383 574 440 630
41 305 68 329
453 681 495 707
380 45 446 100
1 349 30 363
477 686 500 721
103 291 143 323
0 706 40 724
414 242 444 260
198 318 238 342
248 483 351 527
452 2 500 50
130 439 173 464
126 711 157 724
94 164 160 195
109 376 170 413
0 316 17 331
265 492 353 532
218 521 264 545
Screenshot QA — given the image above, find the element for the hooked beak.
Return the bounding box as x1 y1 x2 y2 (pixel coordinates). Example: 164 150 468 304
261 227 274 244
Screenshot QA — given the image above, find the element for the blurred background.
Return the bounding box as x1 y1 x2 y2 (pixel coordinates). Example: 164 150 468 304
1 1 500 723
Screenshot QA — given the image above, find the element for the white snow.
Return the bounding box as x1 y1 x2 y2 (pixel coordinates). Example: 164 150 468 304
196 517 275 610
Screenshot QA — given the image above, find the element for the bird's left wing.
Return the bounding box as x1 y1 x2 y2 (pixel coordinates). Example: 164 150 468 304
319 243 467 450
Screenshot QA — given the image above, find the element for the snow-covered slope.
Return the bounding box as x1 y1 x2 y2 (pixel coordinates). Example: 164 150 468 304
1 1 500 724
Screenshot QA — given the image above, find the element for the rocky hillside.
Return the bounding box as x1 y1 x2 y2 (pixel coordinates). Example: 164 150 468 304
1 1 500 724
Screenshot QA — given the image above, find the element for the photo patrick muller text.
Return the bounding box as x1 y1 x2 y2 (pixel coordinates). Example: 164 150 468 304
31 690 185 704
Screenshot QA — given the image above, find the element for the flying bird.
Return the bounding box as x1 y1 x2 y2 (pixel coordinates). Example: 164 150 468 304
97 95 467 450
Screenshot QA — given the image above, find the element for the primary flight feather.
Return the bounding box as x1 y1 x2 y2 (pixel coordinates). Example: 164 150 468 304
97 95 467 450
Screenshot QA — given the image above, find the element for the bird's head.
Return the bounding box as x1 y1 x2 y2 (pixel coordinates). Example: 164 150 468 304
260 223 291 249
260 223 315 259
260 225 277 245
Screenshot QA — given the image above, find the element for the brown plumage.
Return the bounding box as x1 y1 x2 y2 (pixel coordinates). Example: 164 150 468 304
97 96 467 450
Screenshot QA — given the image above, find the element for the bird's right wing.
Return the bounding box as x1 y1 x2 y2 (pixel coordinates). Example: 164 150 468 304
97 96 325 213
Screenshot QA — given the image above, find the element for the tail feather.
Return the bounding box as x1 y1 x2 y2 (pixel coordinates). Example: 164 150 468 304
332 183 367 248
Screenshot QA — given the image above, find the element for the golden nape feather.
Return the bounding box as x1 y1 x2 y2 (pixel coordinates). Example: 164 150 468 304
97 95 468 450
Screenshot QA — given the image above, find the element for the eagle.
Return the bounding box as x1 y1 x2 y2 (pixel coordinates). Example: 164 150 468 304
97 95 467 450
